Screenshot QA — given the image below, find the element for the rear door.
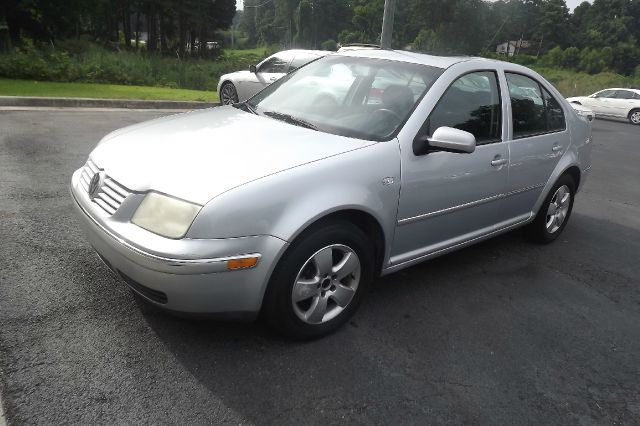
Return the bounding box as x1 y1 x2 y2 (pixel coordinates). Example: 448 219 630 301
501 72 568 222
610 90 636 118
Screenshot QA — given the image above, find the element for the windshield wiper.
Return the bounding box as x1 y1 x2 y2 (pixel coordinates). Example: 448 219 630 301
263 110 319 131
234 101 258 115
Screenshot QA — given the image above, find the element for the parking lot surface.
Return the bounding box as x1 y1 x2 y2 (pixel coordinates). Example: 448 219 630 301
1 110 639 425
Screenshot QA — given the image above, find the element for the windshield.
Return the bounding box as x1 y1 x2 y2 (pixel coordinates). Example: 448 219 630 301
245 56 444 141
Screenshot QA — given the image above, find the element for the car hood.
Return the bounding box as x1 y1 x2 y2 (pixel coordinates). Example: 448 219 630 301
219 70 250 83
566 96 590 102
91 106 373 205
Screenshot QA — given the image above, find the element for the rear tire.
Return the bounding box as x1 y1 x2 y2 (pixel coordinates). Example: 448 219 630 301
526 175 576 244
628 109 640 125
263 221 374 340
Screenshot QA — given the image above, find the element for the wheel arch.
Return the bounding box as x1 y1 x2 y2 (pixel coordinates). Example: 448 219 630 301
563 165 581 189
532 153 583 216
285 208 387 277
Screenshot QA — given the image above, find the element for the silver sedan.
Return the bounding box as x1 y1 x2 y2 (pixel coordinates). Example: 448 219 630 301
217 49 329 105
71 49 592 339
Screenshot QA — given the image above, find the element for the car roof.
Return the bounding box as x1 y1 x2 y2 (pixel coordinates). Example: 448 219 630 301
276 49 331 57
602 88 640 94
334 48 495 69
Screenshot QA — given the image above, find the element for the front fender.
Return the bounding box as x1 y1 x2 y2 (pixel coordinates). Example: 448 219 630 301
187 141 402 263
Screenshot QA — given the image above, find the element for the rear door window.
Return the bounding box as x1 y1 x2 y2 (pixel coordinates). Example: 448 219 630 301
614 90 636 100
506 73 565 138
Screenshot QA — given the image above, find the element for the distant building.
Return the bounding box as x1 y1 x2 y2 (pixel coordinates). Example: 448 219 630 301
496 40 531 56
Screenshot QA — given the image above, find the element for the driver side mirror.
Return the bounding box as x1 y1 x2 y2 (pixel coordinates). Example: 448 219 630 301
249 64 257 73
414 126 476 155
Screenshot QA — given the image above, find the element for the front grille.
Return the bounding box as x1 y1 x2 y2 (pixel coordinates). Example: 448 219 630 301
79 159 130 215
119 271 168 304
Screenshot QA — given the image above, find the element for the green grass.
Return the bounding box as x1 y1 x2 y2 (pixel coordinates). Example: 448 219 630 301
533 67 639 97
0 78 218 102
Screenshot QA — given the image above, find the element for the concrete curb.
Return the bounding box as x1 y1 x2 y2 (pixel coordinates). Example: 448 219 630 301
0 96 219 110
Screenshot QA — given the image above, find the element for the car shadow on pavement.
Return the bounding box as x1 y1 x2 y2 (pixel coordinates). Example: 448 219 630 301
138 212 640 424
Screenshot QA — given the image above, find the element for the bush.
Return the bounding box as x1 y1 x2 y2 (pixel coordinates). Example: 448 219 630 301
0 40 271 91
321 39 337 51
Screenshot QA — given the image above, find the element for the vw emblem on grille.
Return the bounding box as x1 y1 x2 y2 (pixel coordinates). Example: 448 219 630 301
88 171 104 200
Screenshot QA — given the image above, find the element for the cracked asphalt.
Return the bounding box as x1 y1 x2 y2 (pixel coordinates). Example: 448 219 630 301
1 110 639 425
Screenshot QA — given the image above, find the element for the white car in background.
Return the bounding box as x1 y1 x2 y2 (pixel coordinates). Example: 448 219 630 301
567 88 640 125
217 49 330 105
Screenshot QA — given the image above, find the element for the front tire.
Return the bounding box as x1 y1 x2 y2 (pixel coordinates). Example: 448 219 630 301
526 175 576 244
220 82 239 105
629 109 640 125
263 221 374 340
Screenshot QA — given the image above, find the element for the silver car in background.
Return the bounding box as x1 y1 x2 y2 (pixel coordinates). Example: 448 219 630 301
217 49 330 105
72 50 592 339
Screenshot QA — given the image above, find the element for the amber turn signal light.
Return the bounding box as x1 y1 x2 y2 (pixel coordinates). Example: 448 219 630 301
226 257 259 271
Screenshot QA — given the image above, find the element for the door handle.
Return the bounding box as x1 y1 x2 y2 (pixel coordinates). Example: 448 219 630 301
269 77 277 81
552 144 562 153
491 158 507 167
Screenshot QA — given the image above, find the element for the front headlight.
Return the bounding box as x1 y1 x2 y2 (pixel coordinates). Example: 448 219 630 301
131 192 202 239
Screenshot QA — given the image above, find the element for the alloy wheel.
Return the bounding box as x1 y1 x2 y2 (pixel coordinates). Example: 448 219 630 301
220 83 238 105
545 184 571 234
291 244 361 324
630 110 640 125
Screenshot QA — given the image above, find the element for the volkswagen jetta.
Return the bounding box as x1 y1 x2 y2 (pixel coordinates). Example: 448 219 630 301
71 49 592 339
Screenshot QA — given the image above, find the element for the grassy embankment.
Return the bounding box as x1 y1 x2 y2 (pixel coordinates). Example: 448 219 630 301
533 67 639 97
0 78 218 102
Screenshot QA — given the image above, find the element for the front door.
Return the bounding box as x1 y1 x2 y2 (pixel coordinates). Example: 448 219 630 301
391 71 508 266
238 54 291 100
586 89 616 115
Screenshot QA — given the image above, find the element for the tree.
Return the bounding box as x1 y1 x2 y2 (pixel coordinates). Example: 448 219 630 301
537 0 570 48
293 0 312 47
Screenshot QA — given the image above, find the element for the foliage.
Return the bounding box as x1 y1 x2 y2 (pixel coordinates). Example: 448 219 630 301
0 40 271 90
320 39 337 51
3 0 236 56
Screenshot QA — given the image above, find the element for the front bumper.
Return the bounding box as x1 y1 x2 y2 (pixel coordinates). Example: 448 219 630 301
70 168 287 314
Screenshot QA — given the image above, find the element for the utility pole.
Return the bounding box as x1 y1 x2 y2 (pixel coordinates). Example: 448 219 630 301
380 0 396 49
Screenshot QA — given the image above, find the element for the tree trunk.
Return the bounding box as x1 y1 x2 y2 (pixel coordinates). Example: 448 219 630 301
123 0 132 49
135 11 140 48
178 8 186 58
147 7 157 53
159 10 168 53
189 30 196 55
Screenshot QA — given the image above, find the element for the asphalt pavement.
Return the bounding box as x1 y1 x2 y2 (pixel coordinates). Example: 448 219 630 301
1 110 639 425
